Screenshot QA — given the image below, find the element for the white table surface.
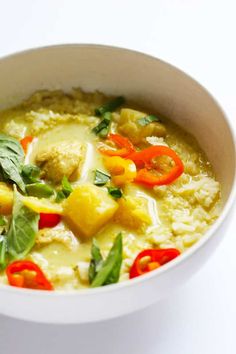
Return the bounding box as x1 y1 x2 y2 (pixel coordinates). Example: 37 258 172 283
0 1 235 353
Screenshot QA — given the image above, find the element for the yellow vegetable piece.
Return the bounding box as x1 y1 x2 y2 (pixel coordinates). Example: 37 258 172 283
118 108 166 144
103 156 136 186
22 196 63 215
115 196 152 230
115 185 152 230
120 108 145 122
0 182 13 215
63 184 118 238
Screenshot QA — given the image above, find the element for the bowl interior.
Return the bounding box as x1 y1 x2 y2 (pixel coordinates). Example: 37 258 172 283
0 45 235 324
0 44 235 206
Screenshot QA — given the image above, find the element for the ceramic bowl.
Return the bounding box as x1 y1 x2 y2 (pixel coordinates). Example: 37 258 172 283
0 44 235 323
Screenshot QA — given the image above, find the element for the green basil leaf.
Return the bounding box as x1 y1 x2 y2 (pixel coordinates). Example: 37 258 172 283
107 186 123 199
91 233 123 287
21 164 40 184
94 170 110 186
0 215 7 226
0 235 7 270
98 127 109 138
89 239 103 284
55 190 66 203
55 176 73 202
137 114 161 126
61 176 73 197
92 112 112 138
26 183 54 198
95 96 125 116
7 188 39 260
0 134 25 192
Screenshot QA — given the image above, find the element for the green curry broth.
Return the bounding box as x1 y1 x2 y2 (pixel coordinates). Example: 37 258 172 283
0 89 221 290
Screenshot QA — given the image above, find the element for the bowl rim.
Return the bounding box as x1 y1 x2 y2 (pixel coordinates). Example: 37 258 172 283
0 43 235 298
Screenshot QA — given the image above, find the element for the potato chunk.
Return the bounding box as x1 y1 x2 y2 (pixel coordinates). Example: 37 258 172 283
35 141 85 184
115 186 152 230
0 182 13 215
118 108 166 144
63 184 118 238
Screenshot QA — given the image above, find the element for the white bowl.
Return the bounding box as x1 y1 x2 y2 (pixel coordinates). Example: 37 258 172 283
0 44 235 324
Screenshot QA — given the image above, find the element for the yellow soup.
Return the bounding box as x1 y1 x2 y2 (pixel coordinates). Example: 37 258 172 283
0 89 220 290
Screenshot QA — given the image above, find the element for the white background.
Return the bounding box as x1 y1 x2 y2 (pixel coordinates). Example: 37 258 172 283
0 1 235 353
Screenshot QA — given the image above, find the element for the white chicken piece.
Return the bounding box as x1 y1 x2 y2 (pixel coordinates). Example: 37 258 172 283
35 228 79 250
35 141 85 183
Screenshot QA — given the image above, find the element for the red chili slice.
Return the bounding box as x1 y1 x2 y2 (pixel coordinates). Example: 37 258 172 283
39 213 61 229
20 136 33 153
6 260 54 290
99 133 135 157
129 248 180 279
128 145 184 187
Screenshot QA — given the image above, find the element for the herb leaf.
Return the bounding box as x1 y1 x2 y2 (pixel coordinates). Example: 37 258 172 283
0 215 7 226
7 188 39 259
95 96 125 116
94 170 111 186
26 183 54 198
89 239 103 284
21 164 40 184
0 134 25 192
91 233 123 287
0 235 7 270
107 186 123 199
55 176 73 202
61 176 73 197
55 190 66 203
137 115 161 126
92 112 112 138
